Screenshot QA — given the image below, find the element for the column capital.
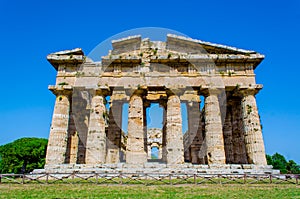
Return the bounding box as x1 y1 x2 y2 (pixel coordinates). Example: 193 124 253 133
125 88 147 98
165 87 186 97
233 84 263 97
201 87 224 97
110 87 129 101
158 99 167 109
180 90 200 102
49 85 72 97
94 88 108 96
239 88 259 96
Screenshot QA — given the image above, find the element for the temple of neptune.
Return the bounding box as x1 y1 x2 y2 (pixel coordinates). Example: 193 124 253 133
44 34 275 174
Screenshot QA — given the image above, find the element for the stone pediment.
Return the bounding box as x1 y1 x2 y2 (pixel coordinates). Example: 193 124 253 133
47 34 264 70
102 34 264 69
109 34 260 55
166 34 256 54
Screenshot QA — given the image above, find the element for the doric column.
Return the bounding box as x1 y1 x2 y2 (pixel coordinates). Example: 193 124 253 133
231 99 247 164
46 90 71 165
85 91 106 164
187 101 204 164
183 132 191 162
223 104 234 164
166 94 184 164
241 89 267 165
66 111 78 164
158 145 163 159
106 101 123 163
147 145 152 159
160 101 168 162
204 89 226 164
126 91 147 164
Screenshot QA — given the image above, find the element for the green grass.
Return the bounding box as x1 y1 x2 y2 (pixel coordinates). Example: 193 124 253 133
0 184 299 199
1 175 299 185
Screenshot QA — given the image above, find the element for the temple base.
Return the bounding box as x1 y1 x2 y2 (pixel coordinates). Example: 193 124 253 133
35 163 279 175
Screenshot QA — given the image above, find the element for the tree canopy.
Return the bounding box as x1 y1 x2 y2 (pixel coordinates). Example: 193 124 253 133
0 137 48 174
266 153 300 174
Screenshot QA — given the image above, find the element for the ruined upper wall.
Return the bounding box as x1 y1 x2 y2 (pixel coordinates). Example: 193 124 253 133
47 34 264 90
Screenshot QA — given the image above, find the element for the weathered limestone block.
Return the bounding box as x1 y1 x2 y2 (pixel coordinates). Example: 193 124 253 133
166 95 184 164
126 93 147 164
86 94 106 164
106 101 123 163
204 90 226 164
46 93 71 165
241 90 267 165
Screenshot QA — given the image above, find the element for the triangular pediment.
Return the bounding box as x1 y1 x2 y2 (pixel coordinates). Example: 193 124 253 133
109 34 262 56
47 34 264 70
102 34 264 69
166 34 257 55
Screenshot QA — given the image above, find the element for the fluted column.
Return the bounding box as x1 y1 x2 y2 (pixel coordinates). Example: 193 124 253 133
126 92 147 164
161 102 167 162
66 111 78 164
147 145 152 159
85 91 107 164
231 99 247 164
187 101 204 164
223 104 234 164
46 91 71 165
241 89 267 165
106 101 123 163
166 94 184 164
204 89 226 164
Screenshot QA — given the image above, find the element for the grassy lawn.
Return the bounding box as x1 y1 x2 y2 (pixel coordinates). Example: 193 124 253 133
0 184 299 198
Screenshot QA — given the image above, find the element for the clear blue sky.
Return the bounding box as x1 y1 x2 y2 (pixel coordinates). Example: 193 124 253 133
0 0 299 163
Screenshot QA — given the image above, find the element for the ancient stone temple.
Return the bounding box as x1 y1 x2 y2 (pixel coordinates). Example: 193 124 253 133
44 34 273 174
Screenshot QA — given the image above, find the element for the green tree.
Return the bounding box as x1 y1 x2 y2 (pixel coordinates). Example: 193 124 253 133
271 153 287 173
0 138 48 174
286 160 300 174
266 154 273 165
266 153 300 174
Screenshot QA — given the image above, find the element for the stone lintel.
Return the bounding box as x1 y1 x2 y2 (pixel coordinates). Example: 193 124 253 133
150 54 264 63
233 84 263 97
101 57 141 67
48 85 73 96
